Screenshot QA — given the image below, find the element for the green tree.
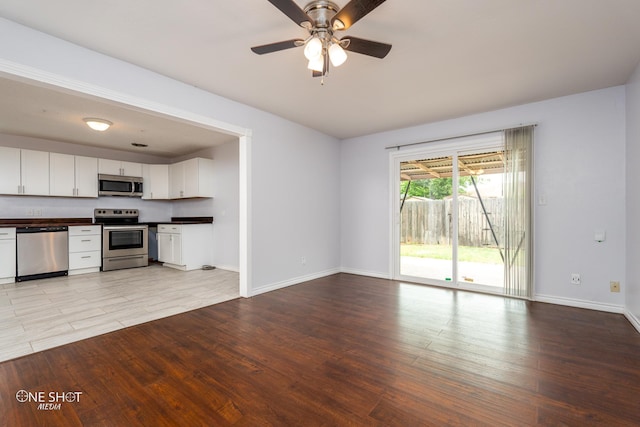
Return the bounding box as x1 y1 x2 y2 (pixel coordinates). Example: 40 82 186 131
401 177 473 200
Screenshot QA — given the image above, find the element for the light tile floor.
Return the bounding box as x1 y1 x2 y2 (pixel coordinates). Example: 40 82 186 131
0 264 240 362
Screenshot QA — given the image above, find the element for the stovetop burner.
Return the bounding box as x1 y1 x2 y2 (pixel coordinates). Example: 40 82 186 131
94 208 140 225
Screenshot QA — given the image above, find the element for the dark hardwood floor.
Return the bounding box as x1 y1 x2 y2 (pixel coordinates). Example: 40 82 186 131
2 273 640 426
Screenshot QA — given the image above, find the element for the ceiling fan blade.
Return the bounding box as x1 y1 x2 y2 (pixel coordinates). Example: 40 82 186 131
266 0 314 27
342 36 391 58
332 0 387 31
251 39 304 55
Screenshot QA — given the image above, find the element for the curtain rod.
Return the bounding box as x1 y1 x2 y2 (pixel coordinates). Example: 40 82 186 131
384 123 537 150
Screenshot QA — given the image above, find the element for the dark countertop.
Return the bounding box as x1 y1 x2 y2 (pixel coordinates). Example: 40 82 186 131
141 216 214 227
0 216 213 228
0 218 95 228
171 216 214 223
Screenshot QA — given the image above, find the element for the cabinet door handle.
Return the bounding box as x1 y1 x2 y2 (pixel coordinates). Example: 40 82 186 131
81 239 91 242
81 256 91 259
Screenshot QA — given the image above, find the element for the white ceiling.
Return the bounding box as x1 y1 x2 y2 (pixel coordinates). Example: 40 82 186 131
0 77 238 157
1 0 640 151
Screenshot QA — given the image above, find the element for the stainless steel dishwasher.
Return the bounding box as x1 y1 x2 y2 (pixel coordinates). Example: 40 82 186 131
16 226 69 282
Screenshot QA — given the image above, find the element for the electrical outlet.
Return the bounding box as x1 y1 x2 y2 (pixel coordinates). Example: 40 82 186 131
610 281 620 293
570 273 581 285
301 257 306 265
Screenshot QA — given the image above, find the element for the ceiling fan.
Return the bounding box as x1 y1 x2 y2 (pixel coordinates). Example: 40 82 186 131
251 0 391 81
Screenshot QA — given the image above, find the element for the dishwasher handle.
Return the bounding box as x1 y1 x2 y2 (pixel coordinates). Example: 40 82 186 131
17 226 69 233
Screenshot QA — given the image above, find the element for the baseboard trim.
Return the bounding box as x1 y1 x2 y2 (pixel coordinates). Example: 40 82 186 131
624 309 640 333
213 264 239 273
535 294 624 314
250 268 341 297
339 268 391 280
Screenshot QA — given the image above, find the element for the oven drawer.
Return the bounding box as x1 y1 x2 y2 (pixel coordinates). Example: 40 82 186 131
69 251 102 269
69 234 102 253
68 225 101 236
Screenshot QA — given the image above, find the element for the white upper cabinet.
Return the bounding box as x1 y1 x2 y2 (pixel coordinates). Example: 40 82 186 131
168 161 185 199
142 164 169 200
121 161 143 177
169 158 214 199
0 147 21 195
75 156 99 197
99 159 143 177
49 153 75 197
21 149 50 196
98 159 121 176
0 146 211 201
0 148 49 196
50 153 98 197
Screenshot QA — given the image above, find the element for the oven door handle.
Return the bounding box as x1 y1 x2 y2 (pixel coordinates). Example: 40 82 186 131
103 226 148 231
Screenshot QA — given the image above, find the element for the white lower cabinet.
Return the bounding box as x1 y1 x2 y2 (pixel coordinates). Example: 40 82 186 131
157 223 213 271
0 228 16 284
68 225 102 275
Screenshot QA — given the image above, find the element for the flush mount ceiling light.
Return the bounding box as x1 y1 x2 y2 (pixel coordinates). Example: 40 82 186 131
251 0 392 84
83 118 112 132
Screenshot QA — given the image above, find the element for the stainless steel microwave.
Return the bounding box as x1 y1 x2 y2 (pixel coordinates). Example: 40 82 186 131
98 174 143 197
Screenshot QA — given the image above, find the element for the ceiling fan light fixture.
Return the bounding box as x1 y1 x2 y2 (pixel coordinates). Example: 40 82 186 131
83 118 112 132
328 42 347 67
307 55 324 72
303 36 323 60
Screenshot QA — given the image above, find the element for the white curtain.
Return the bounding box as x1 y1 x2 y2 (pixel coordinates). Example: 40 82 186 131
503 126 533 298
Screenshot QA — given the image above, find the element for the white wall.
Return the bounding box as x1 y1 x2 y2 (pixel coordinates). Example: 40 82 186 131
626 61 640 328
341 86 626 311
0 18 342 294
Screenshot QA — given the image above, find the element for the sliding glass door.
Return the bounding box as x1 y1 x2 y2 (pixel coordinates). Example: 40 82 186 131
399 155 455 283
393 129 532 297
456 151 505 289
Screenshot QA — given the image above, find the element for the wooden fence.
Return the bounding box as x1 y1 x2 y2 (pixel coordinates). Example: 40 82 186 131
401 197 504 247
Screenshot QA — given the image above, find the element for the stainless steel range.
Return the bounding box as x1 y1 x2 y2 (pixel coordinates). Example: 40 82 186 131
94 208 148 271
